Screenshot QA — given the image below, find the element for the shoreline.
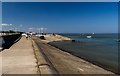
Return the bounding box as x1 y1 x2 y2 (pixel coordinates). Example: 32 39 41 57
33 36 114 74
38 34 118 74
48 42 117 74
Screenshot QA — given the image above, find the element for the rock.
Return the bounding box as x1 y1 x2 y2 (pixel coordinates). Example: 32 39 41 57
72 40 76 42
40 36 45 40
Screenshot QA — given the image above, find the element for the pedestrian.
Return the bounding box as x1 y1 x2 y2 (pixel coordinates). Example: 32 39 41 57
25 34 28 39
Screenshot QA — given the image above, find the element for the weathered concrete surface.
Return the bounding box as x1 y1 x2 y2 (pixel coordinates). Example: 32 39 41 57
32 36 114 74
32 40 57 74
2 37 37 74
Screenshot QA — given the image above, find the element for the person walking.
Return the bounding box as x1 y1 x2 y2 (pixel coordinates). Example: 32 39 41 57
25 33 28 39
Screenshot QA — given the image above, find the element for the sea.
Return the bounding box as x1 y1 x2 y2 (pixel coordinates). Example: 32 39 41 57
0 36 4 49
54 33 119 74
0 37 2 49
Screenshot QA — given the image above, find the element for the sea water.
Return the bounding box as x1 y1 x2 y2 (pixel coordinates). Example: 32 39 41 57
0 37 2 49
0 37 4 49
58 33 119 73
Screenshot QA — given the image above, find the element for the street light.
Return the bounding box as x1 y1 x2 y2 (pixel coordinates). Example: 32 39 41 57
40 28 44 34
20 24 23 32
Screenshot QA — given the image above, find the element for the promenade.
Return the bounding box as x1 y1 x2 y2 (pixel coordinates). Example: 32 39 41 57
1 37 37 74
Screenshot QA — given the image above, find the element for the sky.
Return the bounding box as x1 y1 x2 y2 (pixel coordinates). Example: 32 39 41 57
2 0 120 2
0 2 2 31
2 2 118 33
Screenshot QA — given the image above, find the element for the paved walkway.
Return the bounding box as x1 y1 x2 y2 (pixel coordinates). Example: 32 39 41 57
1 37 37 74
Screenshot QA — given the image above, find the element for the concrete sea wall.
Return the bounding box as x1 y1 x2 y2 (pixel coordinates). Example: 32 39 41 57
2 34 21 49
31 39 57 74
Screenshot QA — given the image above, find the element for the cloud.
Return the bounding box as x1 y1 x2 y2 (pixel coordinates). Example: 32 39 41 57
20 24 23 27
28 27 47 31
28 27 34 30
0 23 13 26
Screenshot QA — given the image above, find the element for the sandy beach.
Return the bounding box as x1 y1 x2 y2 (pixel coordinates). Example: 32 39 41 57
38 34 72 43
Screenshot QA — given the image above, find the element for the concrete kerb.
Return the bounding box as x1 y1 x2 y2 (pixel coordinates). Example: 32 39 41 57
31 39 57 75
31 39 41 75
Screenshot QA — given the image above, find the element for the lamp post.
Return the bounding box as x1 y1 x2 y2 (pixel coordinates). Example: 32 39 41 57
44 28 47 34
39 28 41 35
40 28 44 35
20 24 23 32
